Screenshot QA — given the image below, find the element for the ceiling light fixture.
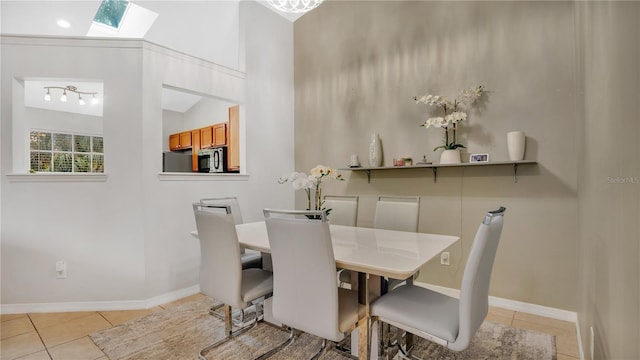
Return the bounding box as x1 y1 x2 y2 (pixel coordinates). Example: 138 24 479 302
44 86 99 105
266 0 323 13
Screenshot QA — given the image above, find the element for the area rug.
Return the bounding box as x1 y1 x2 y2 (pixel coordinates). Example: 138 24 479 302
90 296 556 360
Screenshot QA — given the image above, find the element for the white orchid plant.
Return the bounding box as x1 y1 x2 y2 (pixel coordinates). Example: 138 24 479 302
414 85 484 151
278 165 344 218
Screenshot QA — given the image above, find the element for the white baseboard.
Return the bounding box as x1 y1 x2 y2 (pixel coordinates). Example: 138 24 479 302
415 282 578 323
0 285 201 314
3 282 576 322
144 285 201 308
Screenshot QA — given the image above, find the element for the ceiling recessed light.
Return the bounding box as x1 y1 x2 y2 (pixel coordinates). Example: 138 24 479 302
57 19 71 29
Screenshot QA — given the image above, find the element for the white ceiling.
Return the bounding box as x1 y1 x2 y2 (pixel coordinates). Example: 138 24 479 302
0 0 103 37
162 87 202 113
2 0 309 115
0 0 303 38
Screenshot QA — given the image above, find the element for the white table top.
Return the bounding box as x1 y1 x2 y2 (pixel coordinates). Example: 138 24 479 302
215 221 459 280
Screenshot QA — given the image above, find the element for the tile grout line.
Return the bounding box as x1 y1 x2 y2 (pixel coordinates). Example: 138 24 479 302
89 312 113 359
31 312 112 357
26 313 53 360
96 311 116 327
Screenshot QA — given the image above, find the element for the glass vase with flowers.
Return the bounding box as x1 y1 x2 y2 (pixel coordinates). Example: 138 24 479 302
278 165 344 219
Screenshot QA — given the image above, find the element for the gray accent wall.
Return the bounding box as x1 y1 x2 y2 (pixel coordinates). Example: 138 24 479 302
576 1 640 359
294 1 640 358
294 1 579 311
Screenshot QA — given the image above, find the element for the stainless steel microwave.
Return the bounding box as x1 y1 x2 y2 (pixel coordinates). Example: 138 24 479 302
198 147 227 173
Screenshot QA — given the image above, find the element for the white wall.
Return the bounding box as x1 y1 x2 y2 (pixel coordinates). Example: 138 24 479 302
139 1 240 69
182 97 236 130
27 107 103 136
162 109 184 151
1 37 147 304
139 0 295 299
1 0 295 309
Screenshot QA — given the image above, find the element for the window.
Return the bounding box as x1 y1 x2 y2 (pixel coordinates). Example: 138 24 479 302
93 0 130 29
30 131 104 173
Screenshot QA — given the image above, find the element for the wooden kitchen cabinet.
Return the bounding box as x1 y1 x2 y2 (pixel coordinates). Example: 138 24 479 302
227 105 240 172
191 129 200 171
169 131 192 151
179 131 192 148
213 123 227 146
169 133 180 150
167 108 239 171
200 126 213 149
200 123 226 149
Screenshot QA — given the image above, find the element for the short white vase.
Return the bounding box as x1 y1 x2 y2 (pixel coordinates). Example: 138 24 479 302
368 133 382 167
439 149 461 164
507 131 526 161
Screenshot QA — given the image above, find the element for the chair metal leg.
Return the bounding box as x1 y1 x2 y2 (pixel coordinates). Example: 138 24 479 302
378 319 386 359
253 327 297 360
198 304 261 360
395 331 421 360
209 303 225 315
405 331 414 353
334 335 352 354
310 339 327 360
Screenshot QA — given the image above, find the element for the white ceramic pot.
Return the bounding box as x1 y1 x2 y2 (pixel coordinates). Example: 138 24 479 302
368 133 382 167
507 131 526 161
439 149 461 164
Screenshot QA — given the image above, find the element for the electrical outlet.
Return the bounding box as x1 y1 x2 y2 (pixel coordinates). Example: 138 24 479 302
440 252 450 266
56 260 67 279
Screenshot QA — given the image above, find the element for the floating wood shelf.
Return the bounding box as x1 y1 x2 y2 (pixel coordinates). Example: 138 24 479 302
339 160 537 183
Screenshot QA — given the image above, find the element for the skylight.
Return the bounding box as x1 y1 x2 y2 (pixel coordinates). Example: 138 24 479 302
93 0 130 29
87 1 158 39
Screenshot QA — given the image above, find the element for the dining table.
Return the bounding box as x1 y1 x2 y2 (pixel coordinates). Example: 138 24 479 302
192 222 459 359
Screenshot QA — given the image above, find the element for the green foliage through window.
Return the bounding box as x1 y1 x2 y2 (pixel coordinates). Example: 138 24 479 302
29 131 104 173
93 0 130 29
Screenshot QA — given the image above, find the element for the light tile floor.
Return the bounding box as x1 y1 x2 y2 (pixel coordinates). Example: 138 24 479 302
1 293 580 359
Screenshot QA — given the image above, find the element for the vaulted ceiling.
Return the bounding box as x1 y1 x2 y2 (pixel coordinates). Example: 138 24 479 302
1 1 304 115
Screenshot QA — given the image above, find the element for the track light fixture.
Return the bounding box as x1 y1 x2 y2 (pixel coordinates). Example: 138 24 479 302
44 85 99 105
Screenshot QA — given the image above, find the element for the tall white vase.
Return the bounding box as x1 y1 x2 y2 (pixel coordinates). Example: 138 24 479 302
368 133 382 167
439 149 461 164
507 131 526 161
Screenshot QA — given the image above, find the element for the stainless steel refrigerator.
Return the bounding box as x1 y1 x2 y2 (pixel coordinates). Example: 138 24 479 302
162 152 192 172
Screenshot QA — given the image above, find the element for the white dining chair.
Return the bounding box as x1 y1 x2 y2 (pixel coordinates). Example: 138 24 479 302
374 196 420 232
340 196 420 288
370 207 506 356
197 197 263 323
192 203 274 360
199 197 244 224
199 197 262 270
259 208 363 359
323 195 359 226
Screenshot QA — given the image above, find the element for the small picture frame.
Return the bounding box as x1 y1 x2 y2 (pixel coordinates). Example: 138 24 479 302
470 153 489 163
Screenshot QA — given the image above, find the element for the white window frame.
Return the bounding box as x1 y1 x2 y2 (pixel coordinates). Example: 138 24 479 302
29 129 105 174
